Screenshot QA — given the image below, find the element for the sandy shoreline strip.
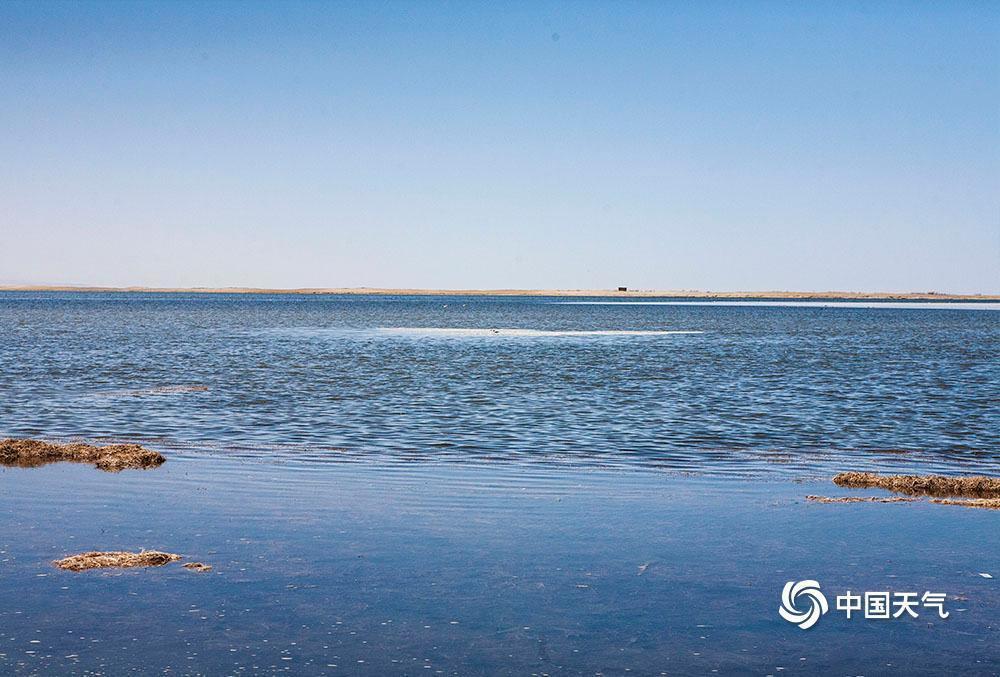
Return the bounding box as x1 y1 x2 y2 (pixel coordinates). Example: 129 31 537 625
1 286 997 301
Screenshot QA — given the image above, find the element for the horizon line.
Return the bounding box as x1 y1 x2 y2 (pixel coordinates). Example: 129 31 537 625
1 285 998 301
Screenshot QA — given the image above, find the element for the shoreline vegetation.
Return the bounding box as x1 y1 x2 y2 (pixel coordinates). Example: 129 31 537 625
832 471 1000 498
0 439 165 472
1 285 998 301
810 472 1000 510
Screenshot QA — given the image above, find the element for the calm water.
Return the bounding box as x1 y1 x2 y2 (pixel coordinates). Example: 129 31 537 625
1 292 998 675
1 292 998 475
1 458 998 675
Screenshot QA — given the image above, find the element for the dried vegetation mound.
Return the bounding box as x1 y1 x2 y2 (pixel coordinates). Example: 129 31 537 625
930 498 1000 510
832 472 1000 499
54 550 182 571
0 439 165 472
183 562 213 572
806 495 916 504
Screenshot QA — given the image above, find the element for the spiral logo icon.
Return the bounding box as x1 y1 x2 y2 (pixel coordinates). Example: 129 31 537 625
779 580 828 629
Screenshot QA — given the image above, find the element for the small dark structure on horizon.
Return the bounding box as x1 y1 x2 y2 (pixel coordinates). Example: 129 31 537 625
617 286 628 292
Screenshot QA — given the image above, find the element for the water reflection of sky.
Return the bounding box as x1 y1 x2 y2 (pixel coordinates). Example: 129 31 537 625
1 458 996 674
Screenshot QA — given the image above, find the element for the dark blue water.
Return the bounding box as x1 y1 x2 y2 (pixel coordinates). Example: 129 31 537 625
1 292 998 474
1 457 998 675
1 292 999 675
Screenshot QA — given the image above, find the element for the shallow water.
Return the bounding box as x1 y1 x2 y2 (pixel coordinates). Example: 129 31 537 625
1 292 998 474
1 292 998 674
1 458 998 675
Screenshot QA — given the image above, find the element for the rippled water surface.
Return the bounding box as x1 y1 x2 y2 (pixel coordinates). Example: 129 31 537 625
2 292 999 675
1 292 997 474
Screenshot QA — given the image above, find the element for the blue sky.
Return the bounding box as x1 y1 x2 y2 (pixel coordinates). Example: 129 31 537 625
1 1 997 292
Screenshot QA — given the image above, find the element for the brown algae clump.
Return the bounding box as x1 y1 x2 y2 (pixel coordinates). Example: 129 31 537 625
0 439 165 472
832 472 1000 499
183 562 213 572
54 550 182 571
930 498 1000 511
806 495 917 504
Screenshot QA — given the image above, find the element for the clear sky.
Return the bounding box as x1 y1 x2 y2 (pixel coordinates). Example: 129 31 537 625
1 1 997 292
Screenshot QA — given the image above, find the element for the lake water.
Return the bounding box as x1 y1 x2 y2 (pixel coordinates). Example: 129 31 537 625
1 292 998 475
1 292 998 674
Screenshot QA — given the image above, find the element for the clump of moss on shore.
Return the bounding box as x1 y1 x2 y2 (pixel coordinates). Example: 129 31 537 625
0 439 165 472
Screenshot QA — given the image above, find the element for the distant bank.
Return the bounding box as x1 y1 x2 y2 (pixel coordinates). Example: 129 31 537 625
1 286 997 301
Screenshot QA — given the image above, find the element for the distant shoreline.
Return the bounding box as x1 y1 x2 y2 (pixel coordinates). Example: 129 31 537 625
1 286 998 301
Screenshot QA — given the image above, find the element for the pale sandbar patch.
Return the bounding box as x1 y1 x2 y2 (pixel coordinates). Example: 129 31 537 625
96 385 208 398
377 327 703 337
